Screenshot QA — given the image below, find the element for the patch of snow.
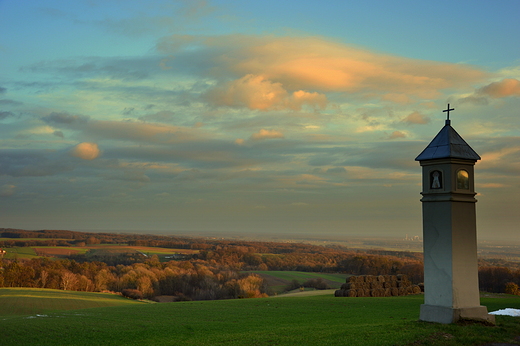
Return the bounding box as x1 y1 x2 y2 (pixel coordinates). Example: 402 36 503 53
24 314 48 319
489 308 520 317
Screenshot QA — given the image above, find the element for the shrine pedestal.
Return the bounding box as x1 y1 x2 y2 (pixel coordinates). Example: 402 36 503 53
420 305 495 324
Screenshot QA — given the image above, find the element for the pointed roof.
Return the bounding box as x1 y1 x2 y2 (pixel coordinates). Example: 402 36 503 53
415 120 481 161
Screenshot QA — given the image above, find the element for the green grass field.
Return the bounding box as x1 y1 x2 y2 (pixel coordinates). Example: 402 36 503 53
2 247 39 259
0 238 73 241
0 288 144 317
1 245 195 260
1 288 519 346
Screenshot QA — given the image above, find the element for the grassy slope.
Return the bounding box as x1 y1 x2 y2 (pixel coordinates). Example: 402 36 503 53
0 288 143 317
1 288 519 346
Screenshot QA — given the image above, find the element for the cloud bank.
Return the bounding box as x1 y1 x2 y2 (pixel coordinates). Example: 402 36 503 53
158 35 489 104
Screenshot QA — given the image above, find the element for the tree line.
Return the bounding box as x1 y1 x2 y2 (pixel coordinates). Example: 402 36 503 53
0 256 269 301
1 229 520 299
0 239 426 300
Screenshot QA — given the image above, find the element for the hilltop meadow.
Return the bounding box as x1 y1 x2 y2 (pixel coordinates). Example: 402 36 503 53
1 288 520 346
2 229 520 345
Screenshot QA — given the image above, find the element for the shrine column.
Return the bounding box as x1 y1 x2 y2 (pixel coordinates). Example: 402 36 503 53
415 105 495 324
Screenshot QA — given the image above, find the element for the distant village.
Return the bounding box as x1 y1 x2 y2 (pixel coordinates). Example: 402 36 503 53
404 234 421 241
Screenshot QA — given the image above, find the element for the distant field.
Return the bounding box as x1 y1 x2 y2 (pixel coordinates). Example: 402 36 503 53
1 245 197 260
0 238 73 241
3 246 94 259
34 247 89 257
1 288 519 346
3 247 39 259
249 271 349 294
0 288 143 317
123 246 199 256
86 246 198 261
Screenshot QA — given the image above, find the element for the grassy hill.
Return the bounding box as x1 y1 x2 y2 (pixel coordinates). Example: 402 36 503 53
0 288 143 317
1 288 520 345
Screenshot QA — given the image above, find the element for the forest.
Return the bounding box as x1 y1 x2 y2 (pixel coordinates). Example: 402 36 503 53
1 228 520 301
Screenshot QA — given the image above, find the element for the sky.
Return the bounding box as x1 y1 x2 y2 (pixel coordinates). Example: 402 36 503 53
1 0 519 240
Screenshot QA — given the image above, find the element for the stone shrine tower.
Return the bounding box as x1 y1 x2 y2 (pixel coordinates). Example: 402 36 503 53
415 105 495 324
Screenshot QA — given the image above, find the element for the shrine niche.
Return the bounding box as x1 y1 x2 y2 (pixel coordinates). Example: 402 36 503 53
430 170 443 189
457 169 469 190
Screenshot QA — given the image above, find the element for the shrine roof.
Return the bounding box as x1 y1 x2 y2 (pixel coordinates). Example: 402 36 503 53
415 120 481 161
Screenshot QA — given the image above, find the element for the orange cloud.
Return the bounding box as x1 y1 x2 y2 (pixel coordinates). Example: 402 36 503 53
205 74 327 110
207 74 287 110
70 142 100 160
402 111 430 125
478 146 520 169
293 174 327 184
160 35 488 99
388 131 406 139
288 90 327 110
478 78 520 98
250 129 284 140
0 184 16 197
479 183 506 188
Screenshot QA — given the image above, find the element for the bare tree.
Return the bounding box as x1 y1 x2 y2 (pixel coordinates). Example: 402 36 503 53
40 270 48 288
61 271 78 291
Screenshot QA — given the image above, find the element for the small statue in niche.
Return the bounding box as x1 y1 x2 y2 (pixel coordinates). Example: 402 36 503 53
431 170 442 189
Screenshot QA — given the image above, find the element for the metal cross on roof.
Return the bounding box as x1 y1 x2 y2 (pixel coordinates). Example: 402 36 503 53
443 104 455 121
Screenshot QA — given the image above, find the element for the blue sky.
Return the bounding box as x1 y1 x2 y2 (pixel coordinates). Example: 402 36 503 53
1 0 519 239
